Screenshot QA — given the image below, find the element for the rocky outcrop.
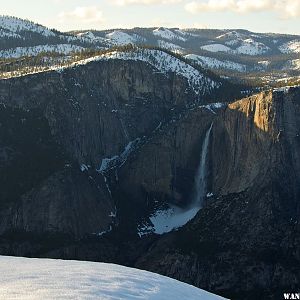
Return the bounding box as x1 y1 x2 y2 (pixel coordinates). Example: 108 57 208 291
0 104 114 239
0 168 114 239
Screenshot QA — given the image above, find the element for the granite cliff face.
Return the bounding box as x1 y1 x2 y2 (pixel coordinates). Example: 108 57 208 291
0 48 299 299
0 50 224 168
0 60 192 167
0 50 225 239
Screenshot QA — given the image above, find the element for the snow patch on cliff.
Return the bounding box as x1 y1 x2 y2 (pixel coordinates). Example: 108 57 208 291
98 138 141 174
157 40 183 53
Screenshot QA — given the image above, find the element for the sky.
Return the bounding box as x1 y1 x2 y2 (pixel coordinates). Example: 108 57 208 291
1 0 300 34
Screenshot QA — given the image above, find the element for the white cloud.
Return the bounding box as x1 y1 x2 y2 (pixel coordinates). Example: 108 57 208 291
112 0 182 5
58 6 105 24
185 0 300 18
276 0 300 18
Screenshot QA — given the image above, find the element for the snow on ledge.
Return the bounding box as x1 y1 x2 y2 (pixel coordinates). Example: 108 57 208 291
200 102 226 114
0 255 227 300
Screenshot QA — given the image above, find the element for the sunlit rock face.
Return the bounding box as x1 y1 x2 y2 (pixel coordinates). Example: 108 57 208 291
210 88 300 198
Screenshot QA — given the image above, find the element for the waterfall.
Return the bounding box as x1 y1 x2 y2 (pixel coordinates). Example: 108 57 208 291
142 123 213 235
193 123 213 207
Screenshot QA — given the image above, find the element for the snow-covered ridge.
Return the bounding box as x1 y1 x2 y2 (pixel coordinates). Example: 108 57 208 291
0 28 23 39
200 44 232 53
76 30 145 46
153 27 186 42
236 38 269 55
283 59 300 71
65 49 221 95
76 31 112 45
0 16 110 50
2 48 220 94
157 40 183 53
174 28 192 37
0 15 55 37
279 40 300 54
105 30 142 46
203 30 270 56
201 39 269 56
0 256 226 300
186 54 247 72
216 30 244 40
0 44 85 59
76 30 142 46
77 31 95 39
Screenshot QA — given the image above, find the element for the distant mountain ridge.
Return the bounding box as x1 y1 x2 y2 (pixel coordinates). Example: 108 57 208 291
1 15 300 87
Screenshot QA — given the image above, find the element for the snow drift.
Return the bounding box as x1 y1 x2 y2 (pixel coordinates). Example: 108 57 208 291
0 256 227 299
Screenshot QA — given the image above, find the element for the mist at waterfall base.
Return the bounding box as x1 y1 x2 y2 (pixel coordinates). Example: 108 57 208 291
149 124 213 234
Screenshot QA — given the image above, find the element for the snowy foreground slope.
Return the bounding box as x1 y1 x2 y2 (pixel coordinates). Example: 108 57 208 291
0 256 227 300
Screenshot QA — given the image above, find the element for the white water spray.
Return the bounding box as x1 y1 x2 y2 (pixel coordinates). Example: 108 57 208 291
194 123 213 207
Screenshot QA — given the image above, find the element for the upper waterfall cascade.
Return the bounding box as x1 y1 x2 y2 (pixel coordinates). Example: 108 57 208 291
194 123 213 207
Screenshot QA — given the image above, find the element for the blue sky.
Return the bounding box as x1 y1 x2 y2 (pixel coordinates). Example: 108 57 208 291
1 0 300 34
